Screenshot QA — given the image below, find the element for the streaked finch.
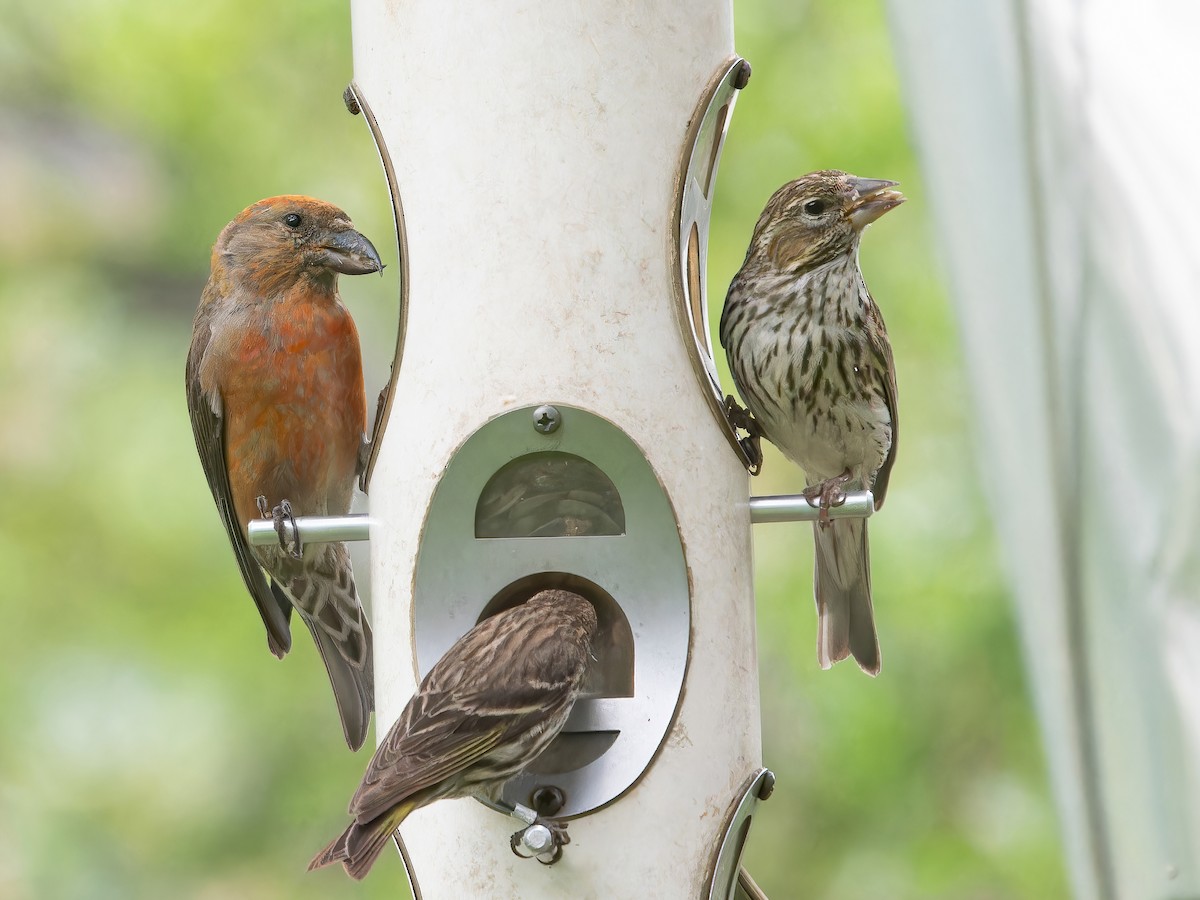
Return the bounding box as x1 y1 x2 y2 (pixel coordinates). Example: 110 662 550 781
720 170 903 675
186 196 382 749
308 589 598 880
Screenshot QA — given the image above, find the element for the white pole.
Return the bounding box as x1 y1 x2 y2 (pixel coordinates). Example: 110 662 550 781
349 2 762 896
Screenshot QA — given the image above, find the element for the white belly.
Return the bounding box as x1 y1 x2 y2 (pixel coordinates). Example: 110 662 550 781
739 319 891 486
761 390 891 486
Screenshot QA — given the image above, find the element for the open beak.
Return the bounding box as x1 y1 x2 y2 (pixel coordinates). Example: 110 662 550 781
316 227 384 275
847 177 905 231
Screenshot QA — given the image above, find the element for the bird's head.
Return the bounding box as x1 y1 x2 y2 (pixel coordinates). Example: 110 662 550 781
747 170 905 271
212 195 383 295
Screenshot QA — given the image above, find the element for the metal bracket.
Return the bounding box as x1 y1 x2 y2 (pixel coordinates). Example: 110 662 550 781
708 767 774 900
673 56 755 470
342 80 410 493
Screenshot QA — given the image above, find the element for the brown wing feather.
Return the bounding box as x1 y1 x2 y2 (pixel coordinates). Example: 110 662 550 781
347 663 574 821
348 708 507 822
348 593 592 822
352 674 576 819
863 293 899 509
185 305 293 657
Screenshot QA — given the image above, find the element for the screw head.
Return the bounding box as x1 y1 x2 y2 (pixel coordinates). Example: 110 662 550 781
758 769 776 801
734 59 752 90
521 824 554 854
533 405 561 434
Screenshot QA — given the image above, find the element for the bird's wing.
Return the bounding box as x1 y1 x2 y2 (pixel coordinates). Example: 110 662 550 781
185 304 293 658
348 609 586 821
347 685 509 821
863 293 899 509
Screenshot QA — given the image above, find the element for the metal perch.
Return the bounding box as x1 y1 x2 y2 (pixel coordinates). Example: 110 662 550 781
245 492 875 546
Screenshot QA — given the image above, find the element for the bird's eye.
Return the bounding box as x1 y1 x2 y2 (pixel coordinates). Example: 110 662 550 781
283 213 303 228
802 199 826 216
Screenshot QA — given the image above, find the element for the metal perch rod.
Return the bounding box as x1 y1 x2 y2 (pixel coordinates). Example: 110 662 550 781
247 515 378 546
245 492 874 547
747 490 874 524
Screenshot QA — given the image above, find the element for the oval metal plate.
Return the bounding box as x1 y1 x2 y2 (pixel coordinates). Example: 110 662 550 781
412 405 691 817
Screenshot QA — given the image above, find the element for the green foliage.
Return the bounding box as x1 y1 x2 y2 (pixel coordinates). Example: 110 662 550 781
0 0 1065 897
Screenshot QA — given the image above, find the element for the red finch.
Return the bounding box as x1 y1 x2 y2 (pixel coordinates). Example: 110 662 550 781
720 171 903 676
308 589 598 880
186 195 381 749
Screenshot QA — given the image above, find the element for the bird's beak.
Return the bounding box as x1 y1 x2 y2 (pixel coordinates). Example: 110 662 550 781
316 227 384 275
847 178 905 231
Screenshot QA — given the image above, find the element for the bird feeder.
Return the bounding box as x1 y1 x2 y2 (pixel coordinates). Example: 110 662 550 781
246 2 870 896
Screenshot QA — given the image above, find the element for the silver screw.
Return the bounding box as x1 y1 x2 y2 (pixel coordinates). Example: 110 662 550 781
533 405 561 434
520 824 554 854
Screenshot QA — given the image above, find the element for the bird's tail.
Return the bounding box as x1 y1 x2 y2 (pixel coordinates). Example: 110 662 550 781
812 516 880 675
285 541 375 750
303 610 375 752
308 802 415 880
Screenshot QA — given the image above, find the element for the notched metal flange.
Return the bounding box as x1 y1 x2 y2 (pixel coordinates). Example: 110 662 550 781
672 57 755 473
342 80 410 492
708 767 773 900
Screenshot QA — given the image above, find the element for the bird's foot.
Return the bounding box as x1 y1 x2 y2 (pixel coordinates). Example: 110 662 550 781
488 798 569 865
270 499 303 559
724 395 764 475
510 818 570 865
803 470 852 528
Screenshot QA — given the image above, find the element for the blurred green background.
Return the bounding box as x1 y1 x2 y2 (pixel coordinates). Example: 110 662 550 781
0 1 1067 897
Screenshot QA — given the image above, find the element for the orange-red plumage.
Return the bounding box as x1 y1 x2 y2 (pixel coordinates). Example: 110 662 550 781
186 195 383 750
220 298 366 528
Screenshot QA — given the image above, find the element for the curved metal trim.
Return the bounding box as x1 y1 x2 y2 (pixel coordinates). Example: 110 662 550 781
344 81 410 492
708 767 772 900
391 832 423 900
671 57 754 471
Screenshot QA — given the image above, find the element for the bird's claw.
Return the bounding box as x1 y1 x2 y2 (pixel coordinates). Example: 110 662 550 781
510 819 570 865
271 499 303 559
356 436 371 493
803 471 852 528
724 395 764 476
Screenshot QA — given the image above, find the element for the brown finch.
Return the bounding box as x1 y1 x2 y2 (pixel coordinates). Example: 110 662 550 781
186 196 382 749
308 589 598 880
720 171 903 676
